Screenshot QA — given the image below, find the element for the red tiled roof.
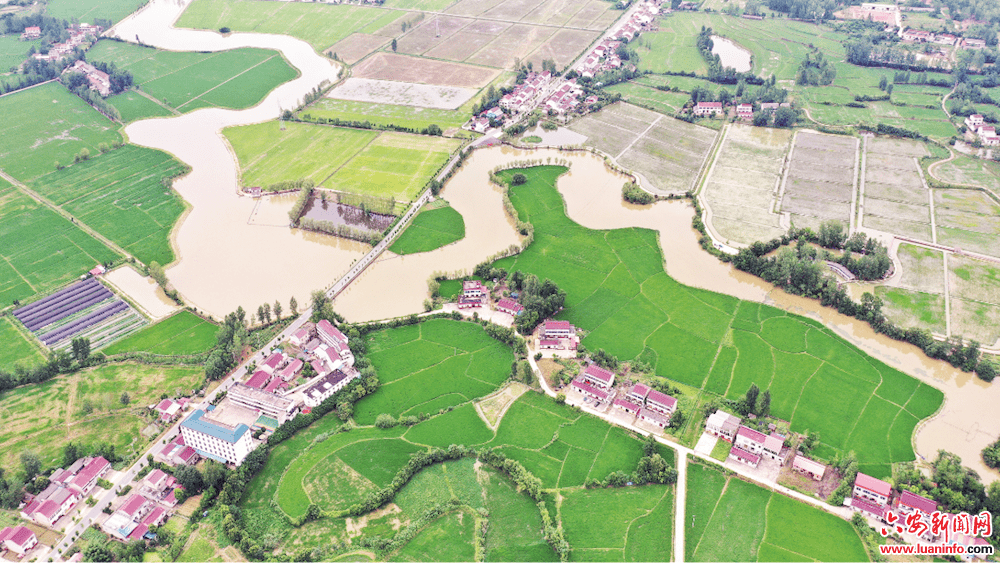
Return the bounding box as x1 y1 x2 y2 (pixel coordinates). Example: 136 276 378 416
119 494 146 517
852 497 886 518
540 339 559 346
697 102 723 108
2 526 35 547
316 319 347 344
646 389 676 409
245 370 270 389
278 359 303 380
544 320 572 331
496 298 524 312
292 328 308 341
128 524 149 540
262 352 283 369
264 377 283 394
899 490 937 515
630 383 650 398
145 469 167 487
614 398 640 412
155 399 174 412
855 473 892 497
177 447 196 462
737 425 767 444
583 365 615 384
571 378 609 400
729 446 760 464
143 507 166 525
638 408 669 425
37 499 60 519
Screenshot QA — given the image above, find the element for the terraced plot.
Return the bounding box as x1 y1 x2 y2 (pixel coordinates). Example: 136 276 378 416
493 166 942 475
702 124 791 245
686 461 868 562
862 137 932 241
568 102 717 194
780 131 857 230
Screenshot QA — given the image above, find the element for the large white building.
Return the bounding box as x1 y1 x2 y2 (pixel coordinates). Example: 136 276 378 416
227 383 298 423
179 408 256 466
303 369 358 408
316 320 355 367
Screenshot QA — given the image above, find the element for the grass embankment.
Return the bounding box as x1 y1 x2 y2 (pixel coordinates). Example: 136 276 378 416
389 201 465 255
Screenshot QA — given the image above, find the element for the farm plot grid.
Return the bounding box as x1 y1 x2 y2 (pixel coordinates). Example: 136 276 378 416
702 124 791 246
492 166 942 476
862 137 932 242
88 40 298 118
567 102 717 194
29 145 189 266
12 277 146 351
780 131 858 231
239 319 677 561
932 187 1000 260
686 461 868 562
874 243 947 336
948 254 1000 346
0 181 119 307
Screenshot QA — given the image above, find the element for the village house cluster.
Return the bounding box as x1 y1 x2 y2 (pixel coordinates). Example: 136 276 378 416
693 100 790 120
101 470 178 542
901 27 983 49
452 279 527 319
538 319 580 351
19 457 111 529
31 23 102 63
564 360 678 429
62 60 112 97
848 472 991 557
175 319 359 466
965 114 999 146
705 410 789 467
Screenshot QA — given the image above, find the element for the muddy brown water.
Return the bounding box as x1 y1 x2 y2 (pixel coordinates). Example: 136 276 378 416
112 1 997 481
300 197 395 232
711 35 753 73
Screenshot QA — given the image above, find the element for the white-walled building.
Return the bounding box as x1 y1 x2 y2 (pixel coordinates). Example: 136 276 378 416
303 369 358 408
180 408 256 466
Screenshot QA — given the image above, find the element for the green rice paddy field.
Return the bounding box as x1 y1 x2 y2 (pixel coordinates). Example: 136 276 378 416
28 145 189 266
305 99 470 132
45 0 147 25
0 34 39 73
239 318 680 561
104 310 217 356
0 82 123 182
0 179 119 307
0 316 45 368
87 40 299 119
686 461 868 562
389 202 465 255
176 0 403 52
0 363 204 469
493 166 942 476
224 121 460 200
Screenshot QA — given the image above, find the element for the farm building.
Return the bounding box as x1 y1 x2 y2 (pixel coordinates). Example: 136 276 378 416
763 434 784 461
729 446 760 468
849 496 887 521
463 280 486 298
44 456 111 499
496 298 524 315
317 319 354 366
571 378 609 401
706 410 741 441
143 506 168 527
628 383 650 403
20 485 79 526
737 104 753 120
694 102 723 116
638 408 670 428
180 407 257 466
259 352 285 375
539 339 560 349
735 425 767 455
63 60 111 97
290 327 310 346
459 297 483 309
963 37 986 49
245 370 271 389
582 365 616 389
303 369 357 408
854 472 892 506
21 26 40 39
902 28 933 42
154 398 184 422
0 526 37 556
896 490 937 518
228 383 298 423
156 435 198 466
542 320 575 339
935 33 957 45
792 455 826 480
613 398 640 414
645 389 676 415
278 358 303 381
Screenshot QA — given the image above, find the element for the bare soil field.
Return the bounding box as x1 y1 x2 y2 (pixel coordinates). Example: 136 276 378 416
863 138 932 239
328 77 478 110
865 180 928 206
782 194 851 221
896 243 945 294
568 103 716 194
932 189 1000 258
949 297 1000 346
867 152 918 171
396 15 470 54
865 215 933 241
703 124 791 245
444 0 508 16
324 33 389 65
466 24 556 69
867 137 929 158
949 254 1000 307
866 198 930 225
937 227 1000 259
351 52 499 88
524 28 601 69
425 28 499 60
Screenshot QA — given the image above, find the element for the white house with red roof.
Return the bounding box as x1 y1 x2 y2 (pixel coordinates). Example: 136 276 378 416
571 378 609 401
582 365 615 389
0 526 38 556
278 358 303 381
156 435 199 466
694 101 723 116
896 490 937 518
762 433 784 461
792 455 826 480
902 28 933 42
21 26 41 39
854 472 892 506
154 399 183 423
645 389 676 415
259 352 285 375
850 496 887 521
317 320 354 367
289 327 310 347
68 456 110 496
496 298 525 316
462 280 486 298
638 408 670 428
303 369 357 408
539 339 560 349
962 37 986 49
735 425 766 455
21 485 79 527
118 494 152 522
737 104 754 120
143 506 168 527
245 370 271 390
613 398 640 415
628 383 650 403
542 320 574 339
729 446 760 468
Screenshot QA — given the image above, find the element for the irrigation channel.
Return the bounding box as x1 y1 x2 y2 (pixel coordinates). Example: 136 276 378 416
103 5 998 551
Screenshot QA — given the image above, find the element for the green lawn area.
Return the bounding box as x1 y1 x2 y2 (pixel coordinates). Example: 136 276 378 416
305 98 470 132
103 310 217 356
0 34 39 73
224 121 460 199
0 316 46 368
389 202 465 255
28 145 189 266
45 0 147 24
0 363 204 469
0 179 119 308
390 510 476 562
104 90 174 123
176 0 403 52
687 461 868 562
88 40 298 119
605 82 691 115
0 81 122 182
492 165 941 474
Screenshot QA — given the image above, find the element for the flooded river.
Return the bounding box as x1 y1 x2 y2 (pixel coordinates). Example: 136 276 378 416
112 2 997 481
711 35 752 73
